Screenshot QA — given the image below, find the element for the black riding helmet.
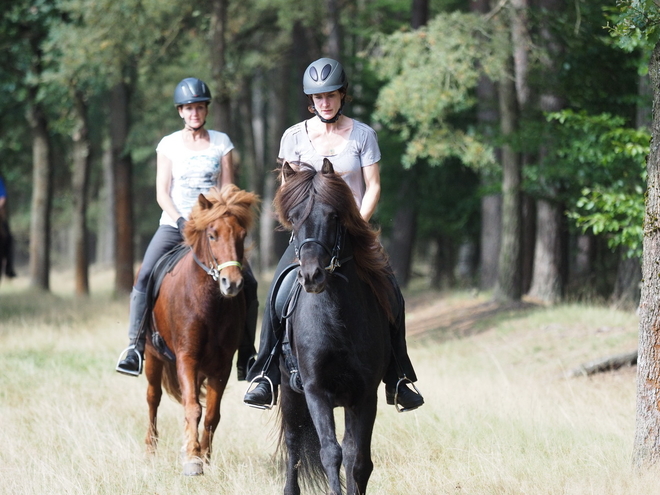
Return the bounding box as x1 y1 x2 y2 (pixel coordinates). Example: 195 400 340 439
173 77 212 107
303 58 348 124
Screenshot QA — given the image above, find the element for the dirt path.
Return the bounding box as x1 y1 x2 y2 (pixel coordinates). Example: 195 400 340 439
405 293 539 340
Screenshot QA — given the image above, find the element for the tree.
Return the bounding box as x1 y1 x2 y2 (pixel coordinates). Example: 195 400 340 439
609 0 660 469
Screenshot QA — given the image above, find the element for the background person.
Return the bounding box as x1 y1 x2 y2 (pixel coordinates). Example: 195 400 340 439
0 175 17 278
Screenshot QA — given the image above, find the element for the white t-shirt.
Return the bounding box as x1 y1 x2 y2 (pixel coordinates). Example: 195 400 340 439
278 119 381 209
156 130 234 227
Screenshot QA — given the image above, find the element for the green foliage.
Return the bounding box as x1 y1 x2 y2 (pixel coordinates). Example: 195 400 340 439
548 110 648 257
606 0 660 46
370 11 508 169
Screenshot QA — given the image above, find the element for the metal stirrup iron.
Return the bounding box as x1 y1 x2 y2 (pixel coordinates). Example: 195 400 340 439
244 373 275 410
115 344 143 377
393 376 422 414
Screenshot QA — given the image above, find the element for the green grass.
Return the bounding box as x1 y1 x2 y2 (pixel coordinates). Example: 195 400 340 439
0 268 655 494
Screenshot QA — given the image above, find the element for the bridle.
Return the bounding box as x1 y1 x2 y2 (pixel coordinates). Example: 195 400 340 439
190 234 242 281
292 219 351 274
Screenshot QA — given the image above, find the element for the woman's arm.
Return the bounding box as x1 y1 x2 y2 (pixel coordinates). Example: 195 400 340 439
156 152 182 222
220 151 234 187
360 163 381 222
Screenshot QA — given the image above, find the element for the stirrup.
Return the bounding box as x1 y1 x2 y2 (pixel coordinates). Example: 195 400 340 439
244 374 275 410
393 376 422 414
115 345 143 377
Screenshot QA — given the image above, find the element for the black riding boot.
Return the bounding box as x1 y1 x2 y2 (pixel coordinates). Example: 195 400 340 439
384 275 424 412
237 297 258 381
237 265 258 381
243 301 281 408
116 289 148 376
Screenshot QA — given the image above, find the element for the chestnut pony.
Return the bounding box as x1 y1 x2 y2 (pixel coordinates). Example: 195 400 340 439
143 184 259 476
275 160 394 495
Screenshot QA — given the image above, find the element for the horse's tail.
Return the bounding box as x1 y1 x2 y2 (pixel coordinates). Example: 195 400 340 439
277 401 329 492
161 362 182 403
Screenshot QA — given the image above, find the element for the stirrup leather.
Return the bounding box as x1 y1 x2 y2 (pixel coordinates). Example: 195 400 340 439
393 376 422 414
115 345 143 377
244 374 275 410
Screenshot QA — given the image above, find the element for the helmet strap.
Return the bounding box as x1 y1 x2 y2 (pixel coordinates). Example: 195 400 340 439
312 98 345 124
183 119 207 132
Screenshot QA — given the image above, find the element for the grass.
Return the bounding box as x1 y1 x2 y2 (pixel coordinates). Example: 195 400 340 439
0 268 656 494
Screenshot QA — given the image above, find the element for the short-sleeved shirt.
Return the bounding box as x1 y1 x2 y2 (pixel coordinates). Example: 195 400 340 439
278 119 381 208
156 130 234 226
0 177 6 200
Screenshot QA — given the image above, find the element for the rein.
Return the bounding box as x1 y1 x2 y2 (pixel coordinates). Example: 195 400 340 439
189 241 242 282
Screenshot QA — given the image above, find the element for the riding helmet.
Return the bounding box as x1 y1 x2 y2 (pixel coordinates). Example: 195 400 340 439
173 78 211 106
302 58 348 95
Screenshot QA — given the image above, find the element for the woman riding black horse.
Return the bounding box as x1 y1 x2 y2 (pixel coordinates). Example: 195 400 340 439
244 58 423 412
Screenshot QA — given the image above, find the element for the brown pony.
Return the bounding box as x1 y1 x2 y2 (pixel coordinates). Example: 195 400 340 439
143 184 259 476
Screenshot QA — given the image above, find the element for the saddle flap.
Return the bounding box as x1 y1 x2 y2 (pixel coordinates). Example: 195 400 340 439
272 263 299 322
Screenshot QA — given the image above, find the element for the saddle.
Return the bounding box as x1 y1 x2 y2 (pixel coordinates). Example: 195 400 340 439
270 263 305 394
141 243 190 362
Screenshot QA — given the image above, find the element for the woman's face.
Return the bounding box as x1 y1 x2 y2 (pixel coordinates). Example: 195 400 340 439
178 102 209 129
311 91 342 120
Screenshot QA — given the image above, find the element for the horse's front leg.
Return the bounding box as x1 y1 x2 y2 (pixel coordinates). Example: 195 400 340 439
200 374 229 463
178 358 204 476
144 352 163 454
343 399 377 495
305 387 343 495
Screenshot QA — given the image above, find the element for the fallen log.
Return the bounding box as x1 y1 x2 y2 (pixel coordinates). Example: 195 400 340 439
568 350 638 377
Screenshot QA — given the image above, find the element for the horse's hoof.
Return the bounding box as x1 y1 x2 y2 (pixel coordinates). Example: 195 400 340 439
183 459 204 476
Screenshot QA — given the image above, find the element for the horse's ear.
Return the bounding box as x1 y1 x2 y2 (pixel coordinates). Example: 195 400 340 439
198 193 213 210
281 161 296 181
321 158 335 175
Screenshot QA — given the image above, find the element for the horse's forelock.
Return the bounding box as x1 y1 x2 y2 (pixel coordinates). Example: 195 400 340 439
187 185 258 245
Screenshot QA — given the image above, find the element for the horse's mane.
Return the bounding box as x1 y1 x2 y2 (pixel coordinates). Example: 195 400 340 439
185 184 260 247
274 163 395 322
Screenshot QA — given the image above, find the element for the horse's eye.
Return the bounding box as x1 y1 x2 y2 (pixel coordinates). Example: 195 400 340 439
208 233 217 242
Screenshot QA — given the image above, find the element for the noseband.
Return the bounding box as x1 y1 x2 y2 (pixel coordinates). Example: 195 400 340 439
190 236 242 281
293 220 350 273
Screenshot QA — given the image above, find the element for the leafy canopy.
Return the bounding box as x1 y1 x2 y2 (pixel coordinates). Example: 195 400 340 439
369 11 509 169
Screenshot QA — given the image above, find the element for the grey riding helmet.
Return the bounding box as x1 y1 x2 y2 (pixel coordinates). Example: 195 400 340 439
173 78 212 106
302 58 348 95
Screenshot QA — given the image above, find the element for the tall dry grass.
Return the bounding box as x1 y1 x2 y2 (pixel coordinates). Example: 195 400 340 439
0 268 657 494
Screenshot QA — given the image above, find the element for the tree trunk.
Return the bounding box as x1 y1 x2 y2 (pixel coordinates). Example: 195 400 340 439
387 0 430 287
210 0 231 133
71 90 91 296
325 0 342 59
610 254 641 310
26 94 52 291
528 199 562 303
494 54 522 301
633 40 660 469
480 193 501 290
388 174 417 286
527 0 566 304
96 137 115 267
110 82 134 294
473 0 501 292
411 0 429 29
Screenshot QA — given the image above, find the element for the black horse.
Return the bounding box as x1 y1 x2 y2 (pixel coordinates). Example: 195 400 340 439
275 159 395 495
